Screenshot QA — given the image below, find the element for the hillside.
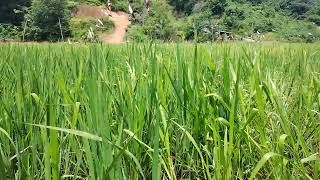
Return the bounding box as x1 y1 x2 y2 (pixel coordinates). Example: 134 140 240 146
0 0 320 42
169 0 320 42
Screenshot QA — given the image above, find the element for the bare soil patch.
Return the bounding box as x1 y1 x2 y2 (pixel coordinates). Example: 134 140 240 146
74 5 130 44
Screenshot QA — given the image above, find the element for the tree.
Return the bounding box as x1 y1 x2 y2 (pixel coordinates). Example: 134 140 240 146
280 0 315 19
0 0 31 25
27 0 70 41
143 0 176 40
208 0 227 16
168 0 197 15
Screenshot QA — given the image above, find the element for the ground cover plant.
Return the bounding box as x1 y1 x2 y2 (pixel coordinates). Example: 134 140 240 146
69 17 114 42
0 43 319 179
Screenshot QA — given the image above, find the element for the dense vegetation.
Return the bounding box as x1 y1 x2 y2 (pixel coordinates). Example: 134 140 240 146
0 0 31 40
154 0 320 42
1 0 320 42
24 0 71 41
0 43 319 179
69 17 114 42
0 0 31 25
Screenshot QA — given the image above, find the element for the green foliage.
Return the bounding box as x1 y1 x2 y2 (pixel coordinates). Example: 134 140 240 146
0 0 31 40
208 0 227 16
279 0 320 22
2 0 320 42
308 15 320 25
1 43 320 179
69 17 113 42
277 20 320 42
189 12 219 42
112 0 128 11
112 0 143 12
175 1 320 42
71 0 103 6
0 0 31 25
168 0 197 15
25 0 71 41
221 4 247 30
126 25 148 42
238 5 278 33
280 0 312 19
142 0 176 41
66 0 104 11
0 24 21 40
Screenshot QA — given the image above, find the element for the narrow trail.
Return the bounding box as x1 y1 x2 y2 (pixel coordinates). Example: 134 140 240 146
74 5 130 44
101 11 130 44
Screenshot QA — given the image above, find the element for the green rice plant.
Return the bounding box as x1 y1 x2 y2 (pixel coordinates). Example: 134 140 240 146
0 42 319 179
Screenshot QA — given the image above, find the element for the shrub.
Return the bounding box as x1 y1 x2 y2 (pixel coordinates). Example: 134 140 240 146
77 0 102 6
0 24 21 40
112 0 128 11
69 16 113 42
142 0 176 41
113 0 143 12
208 0 227 16
307 15 320 26
126 25 148 42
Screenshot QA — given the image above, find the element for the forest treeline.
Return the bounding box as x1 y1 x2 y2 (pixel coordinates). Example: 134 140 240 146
1 0 320 42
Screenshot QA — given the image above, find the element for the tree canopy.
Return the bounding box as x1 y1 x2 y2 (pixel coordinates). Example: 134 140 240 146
0 0 31 25
25 0 70 41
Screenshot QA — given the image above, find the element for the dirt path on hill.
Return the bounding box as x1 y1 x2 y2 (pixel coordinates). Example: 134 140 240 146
74 5 130 44
101 11 130 44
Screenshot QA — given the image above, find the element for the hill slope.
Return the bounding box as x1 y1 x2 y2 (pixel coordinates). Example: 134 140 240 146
1 0 320 42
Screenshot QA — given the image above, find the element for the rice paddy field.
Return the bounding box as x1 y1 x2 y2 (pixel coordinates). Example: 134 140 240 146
0 43 320 179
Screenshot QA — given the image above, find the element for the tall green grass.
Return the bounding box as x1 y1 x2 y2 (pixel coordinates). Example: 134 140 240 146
0 43 319 179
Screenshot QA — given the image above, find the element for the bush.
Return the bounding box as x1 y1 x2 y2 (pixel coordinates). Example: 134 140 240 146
252 19 275 33
308 15 320 26
208 0 227 16
112 0 128 11
126 25 148 42
185 10 213 41
113 0 143 12
76 0 102 6
0 24 21 40
69 17 113 42
225 6 245 20
142 0 176 41
277 20 320 42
